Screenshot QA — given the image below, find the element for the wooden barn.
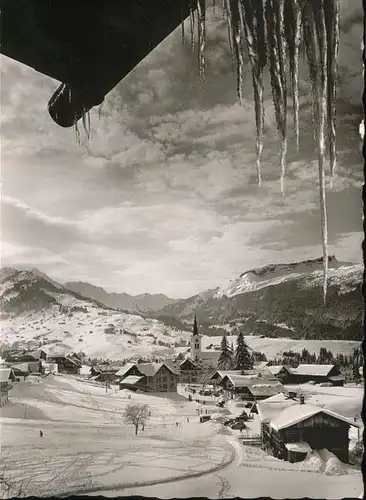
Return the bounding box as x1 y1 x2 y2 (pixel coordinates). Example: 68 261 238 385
289 364 345 386
118 362 179 392
218 373 283 401
266 365 294 384
258 394 359 464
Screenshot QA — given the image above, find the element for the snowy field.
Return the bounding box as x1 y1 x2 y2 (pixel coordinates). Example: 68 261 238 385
202 335 361 360
0 376 362 498
1 296 191 361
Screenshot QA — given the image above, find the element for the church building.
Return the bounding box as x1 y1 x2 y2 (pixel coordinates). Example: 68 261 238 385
189 315 239 369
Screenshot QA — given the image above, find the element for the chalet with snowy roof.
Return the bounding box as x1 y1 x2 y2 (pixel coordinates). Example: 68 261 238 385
0 367 15 406
290 364 345 386
218 373 284 400
257 392 359 463
118 362 179 392
4 350 42 374
90 364 121 382
266 365 293 384
179 358 202 383
28 349 47 361
211 367 276 386
47 354 81 375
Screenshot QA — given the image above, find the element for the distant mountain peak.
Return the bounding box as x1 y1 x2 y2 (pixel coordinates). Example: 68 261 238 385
239 255 341 279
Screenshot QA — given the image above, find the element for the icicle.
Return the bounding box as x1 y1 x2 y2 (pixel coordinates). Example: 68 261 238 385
265 0 287 194
190 4 195 51
274 0 288 195
303 5 319 149
240 0 266 186
224 0 236 70
196 0 206 83
98 103 103 120
229 0 245 104
73 121 80 145
284 0 301 153
312 0 329 305
324 0 340 185
181 5 185 44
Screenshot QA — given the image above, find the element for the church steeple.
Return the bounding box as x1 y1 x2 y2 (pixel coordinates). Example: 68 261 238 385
193 313 199 337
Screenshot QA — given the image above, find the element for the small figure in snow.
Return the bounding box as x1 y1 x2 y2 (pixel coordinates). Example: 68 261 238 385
176 421 179 427
39 430 43 438
142 424 145 431
187 418 190 423
149 411 151 417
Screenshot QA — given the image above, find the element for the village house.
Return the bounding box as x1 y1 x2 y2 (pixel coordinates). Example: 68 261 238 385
257 392 359 464
266 365 294 384
0 366 15 406
178 358 202 383
47 354 81 375
219 373 285 401
28 349 47 361
289 364 345 386
4 350 42 374
89 364 121 383
118 362 179 392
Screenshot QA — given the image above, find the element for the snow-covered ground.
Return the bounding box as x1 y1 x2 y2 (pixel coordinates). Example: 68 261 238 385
1 376 233 497
1 377 362 499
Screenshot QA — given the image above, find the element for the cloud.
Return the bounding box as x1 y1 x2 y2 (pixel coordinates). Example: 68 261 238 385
1 2 363 296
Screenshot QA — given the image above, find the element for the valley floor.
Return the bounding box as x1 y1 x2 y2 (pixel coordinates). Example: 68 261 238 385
0 376 363 498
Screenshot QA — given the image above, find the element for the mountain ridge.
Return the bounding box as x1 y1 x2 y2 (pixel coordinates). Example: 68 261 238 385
64 281 179 313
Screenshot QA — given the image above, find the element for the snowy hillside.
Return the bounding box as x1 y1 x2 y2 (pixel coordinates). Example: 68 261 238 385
0 268 190 361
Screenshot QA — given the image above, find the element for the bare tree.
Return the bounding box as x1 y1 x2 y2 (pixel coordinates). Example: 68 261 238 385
0 452 29 498
124 403 150 435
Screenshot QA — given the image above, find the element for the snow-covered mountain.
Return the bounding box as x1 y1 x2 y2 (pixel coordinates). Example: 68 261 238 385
215 256 355 298
156 257 363 341
64 281 178 313
0 268 190 361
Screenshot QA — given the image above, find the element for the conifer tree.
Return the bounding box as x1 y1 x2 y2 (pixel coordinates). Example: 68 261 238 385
234 331 253 371
217 334 233 370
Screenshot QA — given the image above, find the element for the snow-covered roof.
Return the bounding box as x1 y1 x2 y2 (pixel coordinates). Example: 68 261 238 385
221 373 278 388
93 364 121 373
249 382 285 397
210 370 242 380
137 362 179 377
120 375 144 385
270 404 360 431
115 363 137 377
266 365 292 376
284 442 312 453
10 362 29 373
0 368 12 382
291 364 335 376
257 393 296 423
254 361 270 369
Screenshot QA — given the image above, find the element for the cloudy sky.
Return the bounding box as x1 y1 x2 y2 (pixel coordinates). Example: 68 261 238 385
1 1 364 298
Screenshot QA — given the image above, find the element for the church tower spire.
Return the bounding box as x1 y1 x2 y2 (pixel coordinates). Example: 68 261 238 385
191 312 202 363
193 313 199 336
